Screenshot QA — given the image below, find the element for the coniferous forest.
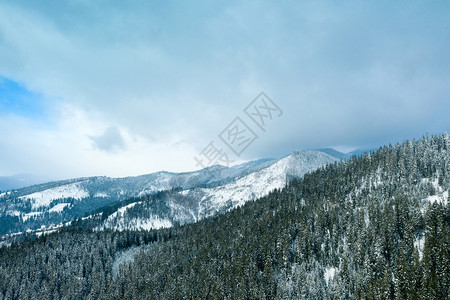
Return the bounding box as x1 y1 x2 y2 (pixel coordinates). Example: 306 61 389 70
0 134 448 299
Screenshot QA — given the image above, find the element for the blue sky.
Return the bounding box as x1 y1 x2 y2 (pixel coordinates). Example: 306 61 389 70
0 0 449 179
0 78 48 121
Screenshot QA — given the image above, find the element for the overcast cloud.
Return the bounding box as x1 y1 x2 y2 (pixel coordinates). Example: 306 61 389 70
0 0 449 179
90 126 126 153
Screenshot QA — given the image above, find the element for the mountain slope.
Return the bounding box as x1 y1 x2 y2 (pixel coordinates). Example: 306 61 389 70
0 149 339 235
315 148 352 160
94 150 340 231
0 134 447 299
0 158 275 235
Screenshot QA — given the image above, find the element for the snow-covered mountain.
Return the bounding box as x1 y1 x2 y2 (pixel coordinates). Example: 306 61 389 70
0 149 342 235
0 158 275 235
96 150 340 231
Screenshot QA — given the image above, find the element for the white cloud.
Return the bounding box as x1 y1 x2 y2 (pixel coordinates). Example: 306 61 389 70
0 104 200 179
0 1 449 179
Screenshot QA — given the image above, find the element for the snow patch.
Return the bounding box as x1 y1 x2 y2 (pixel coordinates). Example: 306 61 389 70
49 203 71 213
324 267 336 285
101 215 172 231
20 182 89 209
414 236 425 260
132 217 172 231
112 246 149 277
6 210 21 217
94 192 109 198
35 229 58 237
364 209 370 228
22 212 43 221
425 190 448 205
107 202 139 220
99 201 172 231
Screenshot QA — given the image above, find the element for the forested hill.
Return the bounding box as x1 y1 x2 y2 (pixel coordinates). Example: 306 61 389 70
0 134 448 299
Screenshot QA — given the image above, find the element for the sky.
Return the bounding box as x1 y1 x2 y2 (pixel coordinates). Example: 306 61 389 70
0 0 449 180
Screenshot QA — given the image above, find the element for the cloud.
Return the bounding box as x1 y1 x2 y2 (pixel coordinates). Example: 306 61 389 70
89 126 126 153
0 103 201 179
0 1 449 178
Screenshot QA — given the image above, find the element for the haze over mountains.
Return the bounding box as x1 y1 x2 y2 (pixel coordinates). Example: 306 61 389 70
0 148 375 192
0 174 54 192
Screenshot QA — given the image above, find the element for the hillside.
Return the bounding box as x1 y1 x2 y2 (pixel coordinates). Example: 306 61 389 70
94 150 339 231
0 134 448 299
0 158 275 235
0 150 340 235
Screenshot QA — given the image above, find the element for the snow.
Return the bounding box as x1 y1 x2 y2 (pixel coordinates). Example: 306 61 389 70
425 190 448 205
431 178 440 191
197 150 339 217
81 213 101 221
414 236 425 260
35 229 58 237
107 202 139 219
168 201 198 223
22 212 43 221
9 150 339 235
97 150 339 232
99 201 172 231
324 267 336 285
49 203 71 213
6 210 21 216
419 177 448 211
130 217 172 231
94 192 109 198
180 190 190 196
137 173 173 197
364 209 370 228
112 246 150 277
20 182 89 209
101 215 172 231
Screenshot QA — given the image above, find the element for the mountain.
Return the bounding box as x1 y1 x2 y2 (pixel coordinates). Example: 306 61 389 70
348 147 378 157
315 147 378 160
94 150 340 231
0 174 52 191
0 158 275 235
315 148 351 160
0 151 338 235
0 134 447 299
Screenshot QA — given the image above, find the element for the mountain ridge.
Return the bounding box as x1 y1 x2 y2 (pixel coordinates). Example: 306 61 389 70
0 149 342 235
95 149 340 231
